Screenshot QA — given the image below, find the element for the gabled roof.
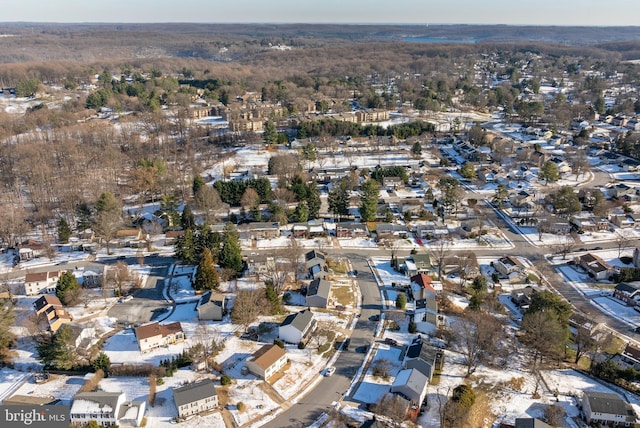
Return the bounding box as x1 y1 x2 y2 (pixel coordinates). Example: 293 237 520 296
72 391 124 415
248 344 286 370
391 368 428 395
515 418 553 428
584 391 635 419
615 282 640 293
173 379 217 407
410 274 436 294
25 271 59 283
305 250 326 262
33 295 63 312
135 321 183 340
280 309 314 332
308 278 331 299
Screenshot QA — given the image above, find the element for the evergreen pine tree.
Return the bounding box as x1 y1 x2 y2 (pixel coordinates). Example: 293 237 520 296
57 218 71 244
220 223 243 275
195 248 220 290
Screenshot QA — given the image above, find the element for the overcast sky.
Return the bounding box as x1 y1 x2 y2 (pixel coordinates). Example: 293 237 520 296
4 0 640 26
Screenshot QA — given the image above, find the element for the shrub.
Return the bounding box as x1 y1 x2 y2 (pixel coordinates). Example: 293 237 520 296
157 377 164 385
220 374 231 385
297 341 306 349
408 321 417 334
451 384 475 409
237 401 246 412
274 339 285 348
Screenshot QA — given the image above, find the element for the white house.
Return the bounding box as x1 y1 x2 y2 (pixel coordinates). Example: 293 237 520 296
279 309 316 344
173 379 218 419
582 391 637 426
70 391 145 427
24 270 60 296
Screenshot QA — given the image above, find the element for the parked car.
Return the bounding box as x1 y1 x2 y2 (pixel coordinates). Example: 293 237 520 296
325 366 336 376
384 338 398 346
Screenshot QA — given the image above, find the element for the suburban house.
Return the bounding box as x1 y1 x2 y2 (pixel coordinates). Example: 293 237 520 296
17 240 48 261
305 278 332 308
135 321 185 353
514 419 553 428
614 282 640 306
244 222 280 239
382 176 404 191
305 250 329 280
196 291 226 321
70 391 146 427
511 286 537 309
403 254 433 277
336 222 369 239
74 267 105 288
390 368 429 408
244 343 288 380
404 337 444 383
246 253 275 275
24 270 60 296
409 274 439 335
115 228 144 247
172 378 218 419
569 312 603 336
279 309 316 344
620 343 640 369
576 253 614 281
581 391 637 426
376 223 409 240
67 323 99 356
33 295 73 333
493 256 525 277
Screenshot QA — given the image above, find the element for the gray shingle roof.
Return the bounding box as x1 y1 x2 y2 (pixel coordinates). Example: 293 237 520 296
308 279 331 299
585 391 635 420
173 379 217 408
281 309 314 332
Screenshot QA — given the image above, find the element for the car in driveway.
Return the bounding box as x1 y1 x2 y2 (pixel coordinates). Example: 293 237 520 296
325 366 336 376
384 337 398 346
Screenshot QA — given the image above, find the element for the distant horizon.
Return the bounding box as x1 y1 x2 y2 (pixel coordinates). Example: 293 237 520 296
2 22 640 28
4 0 640 27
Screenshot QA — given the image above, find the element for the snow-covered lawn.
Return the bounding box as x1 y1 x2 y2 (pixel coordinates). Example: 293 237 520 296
352 344 402 404
370 258 410 289
339 238 378 248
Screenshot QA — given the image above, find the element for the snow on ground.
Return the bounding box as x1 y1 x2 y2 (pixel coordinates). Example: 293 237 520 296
12 372 87 405
352 344 402 403
371 258 410 288
254 236 333 250
338 238 378 248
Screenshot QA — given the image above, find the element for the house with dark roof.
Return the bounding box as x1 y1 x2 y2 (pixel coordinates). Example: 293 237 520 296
33 295 73 333
305 250 329 280
306 278 332 308
581 391 637 426
70 391 145 427
134 321 185 353
576 253 614 281
614 281 640 306
404 338 444 382
279 309 316 344
196 291 226 321
173 378 218 419
514 418 553 428
244 344 288 380
511 286 537 308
